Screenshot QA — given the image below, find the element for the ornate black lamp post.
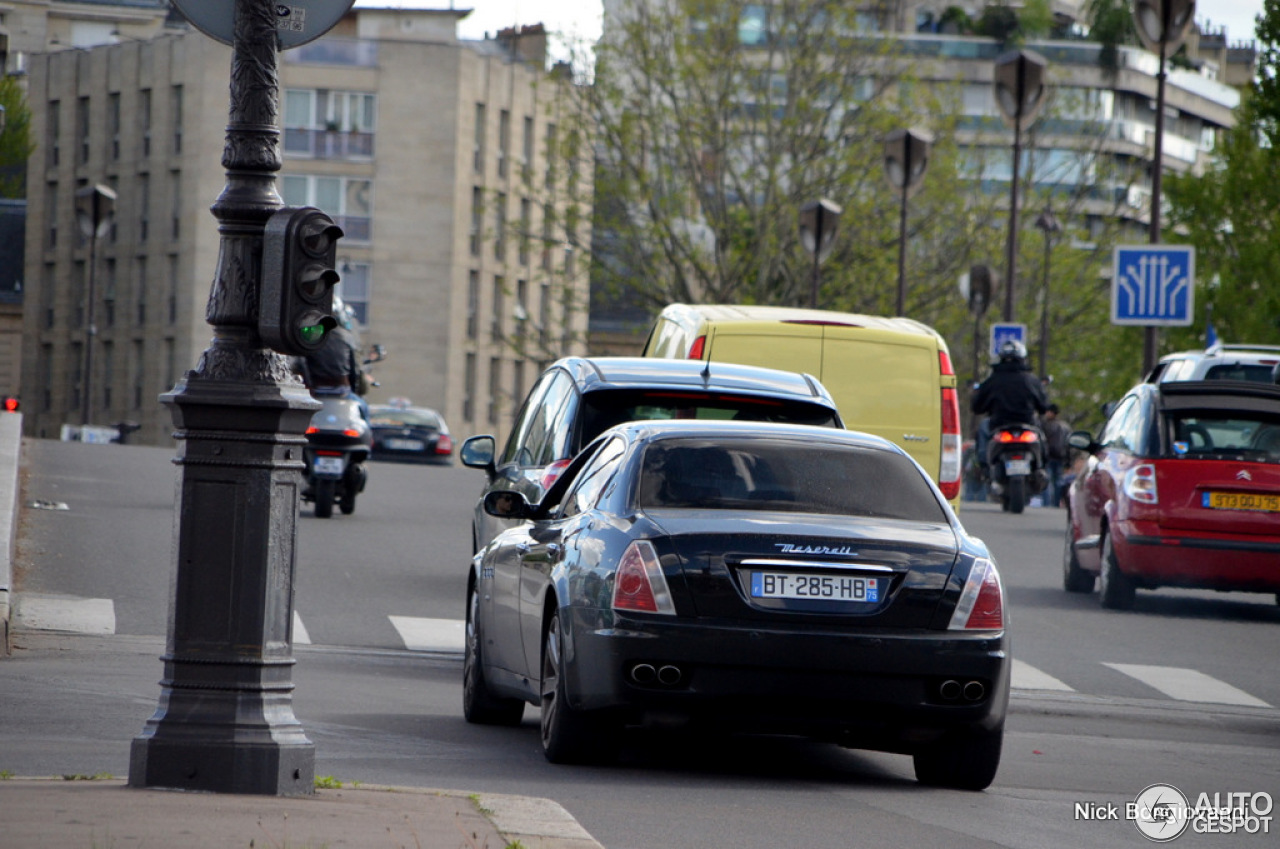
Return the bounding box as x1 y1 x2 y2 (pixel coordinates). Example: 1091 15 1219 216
1134 0 1195 373
883 128 932 316
799 198 842 308
74 184 116 426
129 0 353 797
992 49 1048 323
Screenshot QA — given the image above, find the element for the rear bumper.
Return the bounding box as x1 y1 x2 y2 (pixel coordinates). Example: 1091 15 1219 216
1113 521 1280 591
562 607 1009 752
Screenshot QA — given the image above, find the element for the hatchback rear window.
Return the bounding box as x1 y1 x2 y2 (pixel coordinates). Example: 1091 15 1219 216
637 438 948 521
1201 364 1277 382
1166 412 1280 463
581 390 839 441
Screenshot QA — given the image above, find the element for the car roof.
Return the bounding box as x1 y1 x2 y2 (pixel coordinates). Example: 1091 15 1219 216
1150 344 1280 382
602 418 903 453
550 356 838 408
1154 379 1280 413
657 303 946 344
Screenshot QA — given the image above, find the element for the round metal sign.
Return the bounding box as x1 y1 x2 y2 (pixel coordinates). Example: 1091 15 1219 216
170 1 356 49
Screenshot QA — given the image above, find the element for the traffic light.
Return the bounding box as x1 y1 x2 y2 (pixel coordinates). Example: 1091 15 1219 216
260 206 344 356
2 396 18 413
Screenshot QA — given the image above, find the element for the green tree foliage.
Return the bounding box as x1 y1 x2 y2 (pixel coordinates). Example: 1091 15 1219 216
1164 0 1280 349
0 75 34 198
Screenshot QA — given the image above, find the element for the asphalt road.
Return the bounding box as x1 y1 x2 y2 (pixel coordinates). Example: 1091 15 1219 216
6 438 1279 848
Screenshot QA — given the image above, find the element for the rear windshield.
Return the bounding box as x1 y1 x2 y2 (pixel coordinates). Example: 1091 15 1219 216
370 408 441 429
1165 412 1280 463
581 389 839 441
1201 364 1277 382
637 438 947 522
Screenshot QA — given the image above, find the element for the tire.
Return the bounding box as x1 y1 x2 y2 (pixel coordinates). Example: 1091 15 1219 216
1006 476 1026 514
540 610 618 764
314 479 336 518
913 729 1003 791
1098 533 1136 610
1062 514 1096 593
339 487 357 515
462 580 525 726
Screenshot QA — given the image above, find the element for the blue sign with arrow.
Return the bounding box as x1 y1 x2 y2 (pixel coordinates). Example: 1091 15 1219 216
1112 245 1195 326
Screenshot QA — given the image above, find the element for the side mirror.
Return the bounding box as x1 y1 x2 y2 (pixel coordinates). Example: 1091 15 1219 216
1067 430 1098 454
483 490 534 520
460 435 496 472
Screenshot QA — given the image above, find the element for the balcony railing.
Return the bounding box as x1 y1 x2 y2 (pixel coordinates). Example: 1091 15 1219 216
284 128 375 160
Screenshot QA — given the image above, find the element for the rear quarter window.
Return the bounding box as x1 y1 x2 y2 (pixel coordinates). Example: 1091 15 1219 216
637 438 947 522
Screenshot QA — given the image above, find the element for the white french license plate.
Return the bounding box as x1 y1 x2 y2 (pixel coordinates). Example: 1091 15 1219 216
750 572 880 603
1004 458 1031 476
385 438 425 451
313 455 345 476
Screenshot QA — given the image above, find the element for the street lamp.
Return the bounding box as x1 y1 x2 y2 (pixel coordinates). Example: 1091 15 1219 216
1134 0 1195 373
74 184 117 427
993 49 1048 323
1035 207 1061 379
799 198 843 308
883 128 932 316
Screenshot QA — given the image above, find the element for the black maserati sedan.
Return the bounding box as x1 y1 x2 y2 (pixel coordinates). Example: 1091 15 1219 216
463 420 1010 790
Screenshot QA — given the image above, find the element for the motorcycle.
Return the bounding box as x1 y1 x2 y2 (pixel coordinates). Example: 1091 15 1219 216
302 389 372 518
986 422 1048 514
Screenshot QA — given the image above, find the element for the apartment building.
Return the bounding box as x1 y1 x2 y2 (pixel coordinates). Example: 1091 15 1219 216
20 8 591 446
0 0 170 75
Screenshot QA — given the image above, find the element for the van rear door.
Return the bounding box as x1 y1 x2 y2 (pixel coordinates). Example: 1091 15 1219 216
707 321 823 375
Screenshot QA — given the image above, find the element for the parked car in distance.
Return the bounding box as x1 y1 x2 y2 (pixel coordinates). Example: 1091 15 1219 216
368 403 453 464
463 420 1009 790
459 356 844 552
1147 343 1280 384
641 304 963 501
1063 380 1280 609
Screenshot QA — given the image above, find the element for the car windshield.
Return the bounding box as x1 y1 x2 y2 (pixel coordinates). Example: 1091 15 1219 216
1201 364 1276 382
370 409 441 429
1166 412 1280 463
637 438 948 522
582 389 839 441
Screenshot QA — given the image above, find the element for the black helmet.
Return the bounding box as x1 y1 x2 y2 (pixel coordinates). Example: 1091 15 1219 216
997 339 1027 363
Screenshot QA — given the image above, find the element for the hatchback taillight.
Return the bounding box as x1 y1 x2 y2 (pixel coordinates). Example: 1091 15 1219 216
1124 464 1159 504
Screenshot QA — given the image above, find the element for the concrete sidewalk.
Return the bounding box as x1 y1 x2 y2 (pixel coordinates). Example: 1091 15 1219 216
0 777 603 848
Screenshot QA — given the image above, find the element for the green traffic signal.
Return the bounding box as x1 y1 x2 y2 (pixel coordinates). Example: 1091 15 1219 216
260 207 345 356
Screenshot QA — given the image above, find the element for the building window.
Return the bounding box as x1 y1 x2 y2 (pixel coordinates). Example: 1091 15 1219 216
498 110 510 179
72 261 85 327
140 90 152 158
470 187 483 256
163 337 175 393
46 183 58 248
48 100 60 168
474 103 486 173
41 345 54 412
539 282 551 348
522 115 534 185
280 174 373 242
491 276 505 343
108 93 120 161
488 357 502 425
77 97 90 165
464 353 476 423
512 360 525 409
167 255 179 324
101 341 114 410
467 270 479 340
545 123 557 189
514 279 528 349
172 85 184 155
336 260 371 325
494 192 507 261
282 88 376 159
542 204 554 271
69 342 83 412
136 256 147 325
519 198 531 266
132 340 145 409
170 171 181 240
103 258 117 327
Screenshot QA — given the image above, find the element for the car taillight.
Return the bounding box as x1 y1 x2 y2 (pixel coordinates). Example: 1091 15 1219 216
687 335 706 360
612 541 676 615
1124 464 1159 504
939 385 962 500
995 429 1040 443
436 434 453 455
949 558 1004 631
540 457 573 490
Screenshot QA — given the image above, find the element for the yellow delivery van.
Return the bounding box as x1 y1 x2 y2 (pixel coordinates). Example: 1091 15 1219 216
643 304 962 502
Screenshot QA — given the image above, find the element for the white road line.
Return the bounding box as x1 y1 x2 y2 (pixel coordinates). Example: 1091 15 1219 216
293 610 311 645
1104 663 1271 708
389 615 465 652
14 594 115 635
1011 659 1075 692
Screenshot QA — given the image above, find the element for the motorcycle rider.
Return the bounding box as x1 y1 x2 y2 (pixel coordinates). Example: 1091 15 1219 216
298 297 369 418
971 340 1050 484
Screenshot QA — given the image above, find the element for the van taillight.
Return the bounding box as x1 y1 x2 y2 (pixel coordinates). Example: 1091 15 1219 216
939 385 962 500
687 335 706 360
938 350 955 377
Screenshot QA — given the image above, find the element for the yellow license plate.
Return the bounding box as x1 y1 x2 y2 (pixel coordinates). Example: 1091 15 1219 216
1202 491 1280 512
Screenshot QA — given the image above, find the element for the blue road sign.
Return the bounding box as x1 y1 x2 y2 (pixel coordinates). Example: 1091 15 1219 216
1112 245 1195 326
989 322 1027 359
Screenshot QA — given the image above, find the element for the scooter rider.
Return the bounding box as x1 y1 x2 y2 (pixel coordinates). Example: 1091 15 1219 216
298 297 369 418
971 340 1049 471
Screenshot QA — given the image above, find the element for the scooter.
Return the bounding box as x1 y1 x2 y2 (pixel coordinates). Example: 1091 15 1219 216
987 423 1048 514
302 389 372 518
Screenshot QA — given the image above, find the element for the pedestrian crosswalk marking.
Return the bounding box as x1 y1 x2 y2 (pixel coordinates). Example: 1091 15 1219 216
1103 663 1271 708
14 594 115 635
1011 658 1074 691
389 615 465 652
